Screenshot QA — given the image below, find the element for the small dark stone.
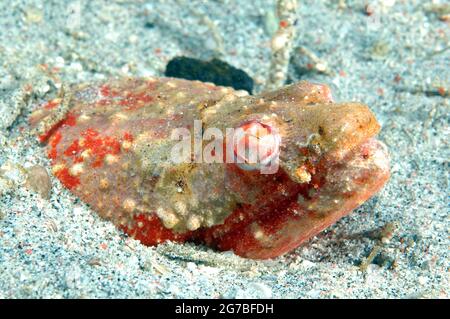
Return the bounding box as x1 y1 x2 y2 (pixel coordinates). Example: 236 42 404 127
144 22 155 29
165 56 254 94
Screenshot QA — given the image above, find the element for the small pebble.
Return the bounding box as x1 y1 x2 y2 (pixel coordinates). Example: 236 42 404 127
25 165 52 199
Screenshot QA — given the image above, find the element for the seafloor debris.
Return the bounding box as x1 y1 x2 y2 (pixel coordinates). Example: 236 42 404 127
24 165 52 199
359 221 398 271
29 77 390 259
265 0 299 91
165 56 254 93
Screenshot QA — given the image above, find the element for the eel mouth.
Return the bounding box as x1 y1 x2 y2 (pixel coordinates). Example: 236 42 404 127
303 137 390 216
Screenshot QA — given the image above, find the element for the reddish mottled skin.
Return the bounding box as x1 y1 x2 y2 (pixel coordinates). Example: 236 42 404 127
198 139 388 258
30 77 390 259
54 167 80 190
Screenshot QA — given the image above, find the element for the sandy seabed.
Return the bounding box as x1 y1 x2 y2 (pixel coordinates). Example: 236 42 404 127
0 0 448 298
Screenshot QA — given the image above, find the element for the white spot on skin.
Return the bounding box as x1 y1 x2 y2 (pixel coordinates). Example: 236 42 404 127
173 201 187 216
78 138 86 147
123 198 136 213
104 154 119 165
81 149 91 160
156 207 179 229
78 114 92 122
119 217 128 226
251 223 271 244
122 140 133 151
51 163 65 174
99 178 109 190
186 215 202 231
254 229 265 240
69 163 84 176
340 122 349 132
175 92 186 100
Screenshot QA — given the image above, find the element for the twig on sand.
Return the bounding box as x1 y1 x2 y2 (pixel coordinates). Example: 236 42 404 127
359 222 398 272
359 245 381 272
296 46 333 75
395 85 449 98
265 0 299 91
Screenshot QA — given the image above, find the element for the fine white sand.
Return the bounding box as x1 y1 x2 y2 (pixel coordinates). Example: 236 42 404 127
0 0 448 298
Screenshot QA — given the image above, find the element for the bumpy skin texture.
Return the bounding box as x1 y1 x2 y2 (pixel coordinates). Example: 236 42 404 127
30 77 390 259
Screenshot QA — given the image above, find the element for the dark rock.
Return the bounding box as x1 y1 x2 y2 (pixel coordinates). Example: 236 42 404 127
165 56 254 94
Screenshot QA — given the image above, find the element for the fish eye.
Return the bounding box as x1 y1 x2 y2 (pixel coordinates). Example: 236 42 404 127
233 120 280 170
